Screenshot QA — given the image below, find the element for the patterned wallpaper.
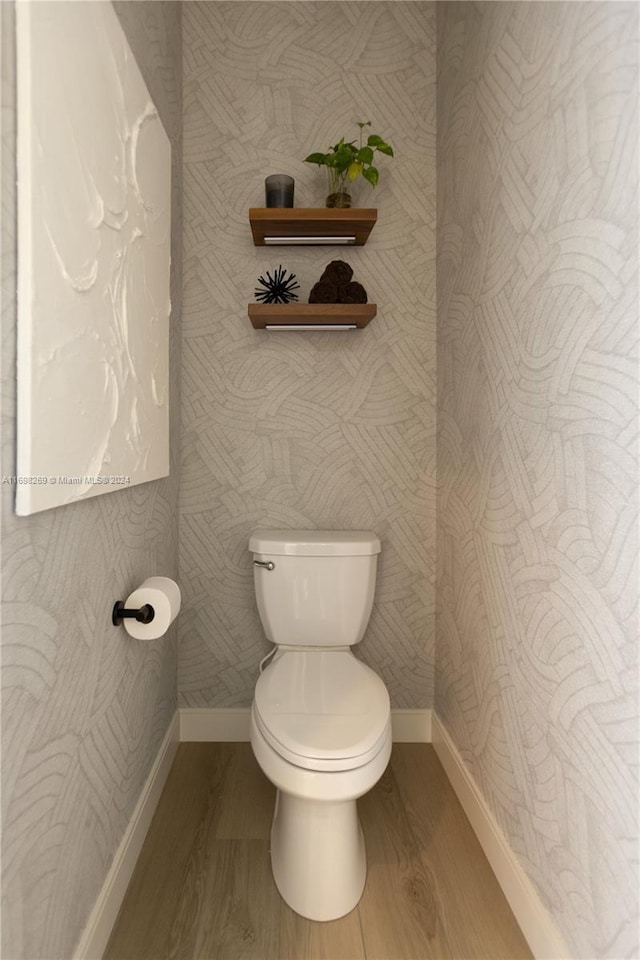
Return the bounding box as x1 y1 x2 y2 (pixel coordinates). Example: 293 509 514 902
0 4 182 958
436 3 638 958
179 2 436 709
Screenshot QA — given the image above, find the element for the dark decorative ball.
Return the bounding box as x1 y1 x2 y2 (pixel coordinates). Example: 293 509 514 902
309 281 338 303
307 261 368 304
341 281 367 304
320 260 353 284
254 265 300 304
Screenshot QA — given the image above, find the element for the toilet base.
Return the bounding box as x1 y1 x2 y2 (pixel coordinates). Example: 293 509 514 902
270 790 366 921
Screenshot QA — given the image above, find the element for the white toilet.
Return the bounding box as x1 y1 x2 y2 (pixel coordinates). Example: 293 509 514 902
249 529 391 922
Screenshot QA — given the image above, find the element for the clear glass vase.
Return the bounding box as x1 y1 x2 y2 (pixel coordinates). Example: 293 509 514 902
325 169 352 208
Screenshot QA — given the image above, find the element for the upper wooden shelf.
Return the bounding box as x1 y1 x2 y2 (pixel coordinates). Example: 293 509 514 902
249 208 377 246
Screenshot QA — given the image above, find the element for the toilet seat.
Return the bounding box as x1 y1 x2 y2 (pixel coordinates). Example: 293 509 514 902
253 650 391 772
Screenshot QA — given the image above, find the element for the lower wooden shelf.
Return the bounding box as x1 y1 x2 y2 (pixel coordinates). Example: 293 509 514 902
248 303 376 330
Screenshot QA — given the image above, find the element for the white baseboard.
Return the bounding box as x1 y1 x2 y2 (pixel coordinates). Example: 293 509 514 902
179 707 432 743
180 707 252 741
390 708 431 741
432 714 571 960
73 711 180 960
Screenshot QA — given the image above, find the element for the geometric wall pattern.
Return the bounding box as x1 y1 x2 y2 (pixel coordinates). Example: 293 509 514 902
436 4 639 957
179 1 437 709
1 4 182 957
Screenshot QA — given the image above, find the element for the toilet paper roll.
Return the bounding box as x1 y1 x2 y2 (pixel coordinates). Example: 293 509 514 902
123 577 181 640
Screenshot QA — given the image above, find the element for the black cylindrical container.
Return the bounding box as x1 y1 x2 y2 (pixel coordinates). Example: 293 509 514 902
265 174 294 208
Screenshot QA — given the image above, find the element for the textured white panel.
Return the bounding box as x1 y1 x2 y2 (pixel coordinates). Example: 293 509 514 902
436 4 639 958
15 2 171 515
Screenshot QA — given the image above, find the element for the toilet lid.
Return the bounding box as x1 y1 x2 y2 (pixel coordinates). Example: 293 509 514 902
253 651 391 772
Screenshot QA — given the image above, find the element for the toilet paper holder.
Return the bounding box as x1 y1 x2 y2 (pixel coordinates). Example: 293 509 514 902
112 600 155 626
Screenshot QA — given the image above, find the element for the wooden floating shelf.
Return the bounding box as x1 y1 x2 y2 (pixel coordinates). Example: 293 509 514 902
248 303 376 330
249 208 377 246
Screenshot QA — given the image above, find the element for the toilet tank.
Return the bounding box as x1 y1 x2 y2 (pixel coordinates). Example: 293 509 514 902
249 530 381 647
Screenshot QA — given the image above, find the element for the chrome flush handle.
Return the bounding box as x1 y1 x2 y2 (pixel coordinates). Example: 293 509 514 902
254 560 275 571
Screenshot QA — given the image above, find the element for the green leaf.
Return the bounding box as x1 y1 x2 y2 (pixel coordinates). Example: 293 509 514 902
306 127 392 179
334 144 356 173
357 146 374 164
304 152 328 165
363 165 379 187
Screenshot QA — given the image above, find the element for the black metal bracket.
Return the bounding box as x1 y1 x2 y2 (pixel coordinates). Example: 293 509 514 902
112 601 155 626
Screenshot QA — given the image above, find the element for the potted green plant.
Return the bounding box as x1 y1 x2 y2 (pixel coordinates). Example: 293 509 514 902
304 121 394 208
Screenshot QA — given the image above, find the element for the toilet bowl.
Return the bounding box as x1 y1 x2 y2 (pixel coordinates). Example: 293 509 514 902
249 530 391 921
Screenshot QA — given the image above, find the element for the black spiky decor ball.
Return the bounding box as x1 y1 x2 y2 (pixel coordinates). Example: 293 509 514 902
254 265 300 304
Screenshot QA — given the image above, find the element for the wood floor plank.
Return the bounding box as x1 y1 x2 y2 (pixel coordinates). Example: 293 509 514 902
391 744 532 959
214 743 275 840
105 743 234 960
193 839 281 960
279 903 366 960
358 763 452 959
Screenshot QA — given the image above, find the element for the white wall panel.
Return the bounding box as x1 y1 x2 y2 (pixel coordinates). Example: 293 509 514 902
16 2 171 515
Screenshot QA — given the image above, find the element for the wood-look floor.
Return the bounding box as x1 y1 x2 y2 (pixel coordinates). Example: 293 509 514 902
105 743 532 960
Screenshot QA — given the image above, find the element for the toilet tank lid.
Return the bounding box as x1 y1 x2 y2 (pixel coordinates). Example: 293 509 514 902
249 529 381 556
